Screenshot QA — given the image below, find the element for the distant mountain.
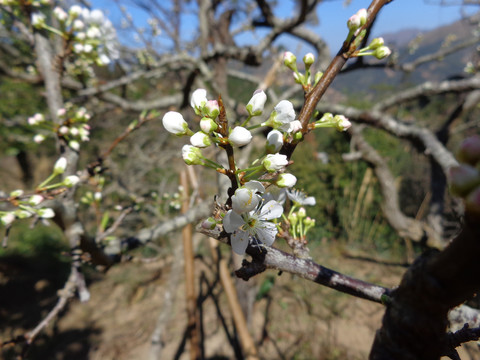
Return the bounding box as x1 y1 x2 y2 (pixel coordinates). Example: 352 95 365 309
331 14 480 96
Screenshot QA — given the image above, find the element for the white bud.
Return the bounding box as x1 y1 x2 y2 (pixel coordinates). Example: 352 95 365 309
38 208 55 219
190 131 212 148
229 126 252 147
182 145 204 165
246 90 267 116
275 173 297 188
190 88 208 114
162 111 190 136
1 212 15 226
64 175 80 187
266 130 283 154
262 153 288 172
53 157 67 175
28 195 44 205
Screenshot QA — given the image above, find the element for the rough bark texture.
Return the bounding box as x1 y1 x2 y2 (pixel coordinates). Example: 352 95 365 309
370 214 480 359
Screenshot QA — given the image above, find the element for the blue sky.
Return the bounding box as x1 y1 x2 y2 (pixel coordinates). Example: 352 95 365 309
95 0 478 54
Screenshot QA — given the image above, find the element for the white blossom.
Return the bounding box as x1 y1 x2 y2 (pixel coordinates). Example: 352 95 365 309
53 7 68 22
69 5 83 18
31 13 46 28
263 100 296 131
286 120 302 133
33 134 45 143
190 89 208 114
190 131 212 148
28 195 44 206
200 118 217 133
246 90 267 116
162 111 190 136
231 181 265 214
53 157 67 175
38 208 55 219
266 130 283 154
262 153 288 172
1 212 15 226
287 189 316 206
182 145 204 165
223 200 283 255
64 175 80 187
229 126 252 147
276 173 297 188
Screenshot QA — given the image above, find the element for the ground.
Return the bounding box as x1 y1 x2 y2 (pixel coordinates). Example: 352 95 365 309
1 237 479 359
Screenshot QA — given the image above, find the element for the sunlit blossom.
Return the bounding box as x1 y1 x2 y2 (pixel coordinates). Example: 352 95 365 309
223 200 283 255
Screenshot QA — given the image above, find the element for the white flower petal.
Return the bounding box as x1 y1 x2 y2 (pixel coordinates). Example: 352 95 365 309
244 180 265 194
223 210 245 233
254 222 277 246
231 231 250 255
259 200 283 220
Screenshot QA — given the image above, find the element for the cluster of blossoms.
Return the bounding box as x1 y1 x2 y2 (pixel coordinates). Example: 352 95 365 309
161 50 355 255
448 135 480 214
1 157 80 227
29 4 119 76
28 104 91 151
0 189 55 227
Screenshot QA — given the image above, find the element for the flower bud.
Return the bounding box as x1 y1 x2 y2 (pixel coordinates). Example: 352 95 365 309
303 53 315 67
263 153 288 172
201 217 217 230
162 111 190 136
288 212 298 226
266 130 283 154
182 145 204 165
53 157 67 175
10 189 24 198
38 208 55 219
287 120 302 134
246 90 267 116
72 19 85 31
28 113 45 126
69 5 83 18
357 8 367 25
298 207 306 219
229 126 252 147
33 134 46 144
374 46 392 60
200 117 218 133
283 51 298 72
369 37 384 50
190 88 208 115
334 115 352 131
69 140 80 151
347 14 361 31
231 181 264 214
31 13 46 29
293 72 305 85
53 7 68 22
275 173 297 188
1 212 15 226
190 131 212 148
264 100 296 130
205 100 220 119
28 195 44 206
64 175 80 187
